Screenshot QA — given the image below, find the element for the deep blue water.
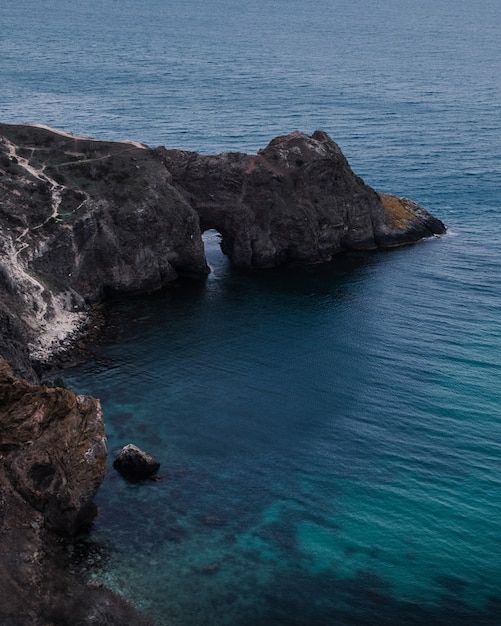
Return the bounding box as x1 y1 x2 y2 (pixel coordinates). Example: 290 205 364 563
2 1 501 624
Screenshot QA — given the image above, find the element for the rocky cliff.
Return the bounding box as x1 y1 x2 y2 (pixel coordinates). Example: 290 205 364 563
0 356 151 625
0 123 208 378
0 123 445 624
162 130 444 267
0 123 445 378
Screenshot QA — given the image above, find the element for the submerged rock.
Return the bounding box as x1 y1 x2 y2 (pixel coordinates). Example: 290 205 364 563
113 444 160 481
201 562 221 574
203 515 227 527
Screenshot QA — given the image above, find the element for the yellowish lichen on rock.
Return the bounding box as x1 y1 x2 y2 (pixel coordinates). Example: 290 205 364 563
379 193 415 230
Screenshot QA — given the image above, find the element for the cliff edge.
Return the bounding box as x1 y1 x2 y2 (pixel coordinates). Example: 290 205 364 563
0 357 151 624
0 124 445 376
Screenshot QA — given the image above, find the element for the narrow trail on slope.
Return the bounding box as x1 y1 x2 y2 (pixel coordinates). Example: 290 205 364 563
4 135 146 249
0 127 148 360
4 138 68 234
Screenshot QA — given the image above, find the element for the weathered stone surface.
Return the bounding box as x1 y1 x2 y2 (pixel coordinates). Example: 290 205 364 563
0 124 445 377
113 444 160 481
0 356 107 535
0 123 208 376
162 130 445 268
0 357 151 624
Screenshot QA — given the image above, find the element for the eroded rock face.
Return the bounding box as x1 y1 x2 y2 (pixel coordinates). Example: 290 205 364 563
162 130 445 267
0 123 208 376
0 124 445 377
0 357 152 625
0 356 106 534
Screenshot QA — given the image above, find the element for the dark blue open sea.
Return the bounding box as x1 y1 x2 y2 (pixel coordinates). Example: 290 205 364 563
2 1 501 624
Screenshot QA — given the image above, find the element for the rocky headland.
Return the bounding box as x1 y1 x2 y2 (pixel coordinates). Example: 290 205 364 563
0 123 445 623
0 123 444 378
0 356 151 625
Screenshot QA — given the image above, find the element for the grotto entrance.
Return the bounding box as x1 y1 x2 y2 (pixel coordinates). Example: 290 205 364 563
202 229 230 277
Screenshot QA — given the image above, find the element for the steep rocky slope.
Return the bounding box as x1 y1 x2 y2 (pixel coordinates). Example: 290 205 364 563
0 123 207 377
0 123 445 376
0 357 151 625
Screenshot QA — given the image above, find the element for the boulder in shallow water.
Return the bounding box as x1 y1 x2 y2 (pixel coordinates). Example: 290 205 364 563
113 444 160 481
0 356 107 536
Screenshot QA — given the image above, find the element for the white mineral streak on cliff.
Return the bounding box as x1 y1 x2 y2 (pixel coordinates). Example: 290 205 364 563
1 138 89 361
4 130 144 236
0 236 88 361
1 128 146 364
84 429 108 465
4 138 46 182
27 291 88 363
4 137 64 228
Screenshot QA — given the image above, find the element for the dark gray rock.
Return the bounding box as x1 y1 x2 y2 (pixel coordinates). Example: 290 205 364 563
162 130 445 268
0 124 445 378
0 123 209 377
113 444 160 481
0 358 153 625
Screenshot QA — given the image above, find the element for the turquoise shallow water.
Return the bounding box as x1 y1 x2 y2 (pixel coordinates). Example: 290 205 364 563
63 228 501 625
2 0 501 624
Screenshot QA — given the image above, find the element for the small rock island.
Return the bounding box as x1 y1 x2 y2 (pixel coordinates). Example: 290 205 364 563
0 123 445 624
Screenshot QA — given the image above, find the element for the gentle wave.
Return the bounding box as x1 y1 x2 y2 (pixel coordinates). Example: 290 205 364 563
4 0 501 623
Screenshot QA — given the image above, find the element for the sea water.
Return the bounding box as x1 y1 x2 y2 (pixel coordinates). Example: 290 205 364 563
1 1 501 624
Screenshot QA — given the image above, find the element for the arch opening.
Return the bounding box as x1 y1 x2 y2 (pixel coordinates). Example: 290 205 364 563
202 229 230 277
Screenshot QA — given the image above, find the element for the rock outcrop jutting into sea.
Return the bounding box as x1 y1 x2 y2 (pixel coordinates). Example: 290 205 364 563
0 123 445 623
0 123 445 378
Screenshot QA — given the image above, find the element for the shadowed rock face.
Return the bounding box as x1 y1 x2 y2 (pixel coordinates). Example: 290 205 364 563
0 356 107 534
0 123 445 376
162 130 445 267
0 124 445 624
0 358 153 625
0 357 143 625
0 123 208 376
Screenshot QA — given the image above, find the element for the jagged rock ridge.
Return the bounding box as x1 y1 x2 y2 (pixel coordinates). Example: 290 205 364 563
0 123 444 377
163 130 444 267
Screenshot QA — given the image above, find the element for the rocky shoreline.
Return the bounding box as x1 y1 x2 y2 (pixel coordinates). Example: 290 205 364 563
0 123 445 624
0 356 153 625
